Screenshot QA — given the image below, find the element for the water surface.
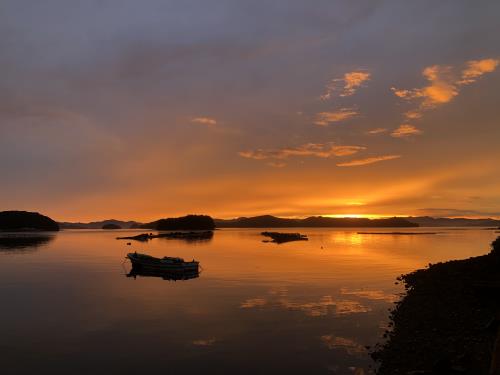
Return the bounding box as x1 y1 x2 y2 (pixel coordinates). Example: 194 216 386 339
0 228 496 374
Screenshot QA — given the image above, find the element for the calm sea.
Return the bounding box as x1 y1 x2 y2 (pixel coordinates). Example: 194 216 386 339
0 228 497 374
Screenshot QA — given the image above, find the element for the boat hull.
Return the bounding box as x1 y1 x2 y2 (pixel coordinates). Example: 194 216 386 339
127 253 199 272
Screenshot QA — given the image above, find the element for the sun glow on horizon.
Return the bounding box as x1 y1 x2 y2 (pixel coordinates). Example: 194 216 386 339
323 214 391 219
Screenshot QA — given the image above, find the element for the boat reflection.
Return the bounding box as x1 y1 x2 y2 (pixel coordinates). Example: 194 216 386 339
126 266 200 281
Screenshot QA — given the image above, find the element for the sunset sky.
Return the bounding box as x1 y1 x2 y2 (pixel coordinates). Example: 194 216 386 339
1 1 499 221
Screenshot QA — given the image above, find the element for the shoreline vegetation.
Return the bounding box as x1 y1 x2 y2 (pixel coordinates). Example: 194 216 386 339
372 236 500 374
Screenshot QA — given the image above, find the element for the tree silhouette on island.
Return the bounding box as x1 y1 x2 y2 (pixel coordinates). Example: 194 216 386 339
143 215 215 230
0 211 59 232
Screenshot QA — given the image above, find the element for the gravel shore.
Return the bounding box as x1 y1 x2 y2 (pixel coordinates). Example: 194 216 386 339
372 237 500 374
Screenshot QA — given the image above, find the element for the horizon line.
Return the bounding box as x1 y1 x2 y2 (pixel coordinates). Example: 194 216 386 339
53 213 500 223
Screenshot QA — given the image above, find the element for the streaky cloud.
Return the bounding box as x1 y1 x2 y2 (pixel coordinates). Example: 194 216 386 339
366 128 388 135
336 155 401 167
314 108 358 126
391 124 422 138
191 117 217 126
267 161 287 168
404 110 423 120
239 143 366 163
331 145 367 156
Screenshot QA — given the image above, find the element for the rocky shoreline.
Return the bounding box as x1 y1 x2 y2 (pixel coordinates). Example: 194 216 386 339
372 237 500 374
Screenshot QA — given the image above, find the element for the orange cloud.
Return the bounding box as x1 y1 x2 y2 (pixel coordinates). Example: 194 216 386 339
320 71 370 99
391 124 422 138
342 71 371 96
331 145 367 156
404 110 423 119
367 128 387 135
420 65 458 107
267 161 287 168
314 108 358 126
191 117 217 126
336 155 401 167
239 143 366 163
393 58 499 120
391 65 457 108
459 58 499 84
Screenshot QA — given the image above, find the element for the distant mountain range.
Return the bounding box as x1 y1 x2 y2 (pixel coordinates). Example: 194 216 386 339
405 216 500 227
59 219 141 229
214 215 418 228
59 215 215 230
58 215 500 229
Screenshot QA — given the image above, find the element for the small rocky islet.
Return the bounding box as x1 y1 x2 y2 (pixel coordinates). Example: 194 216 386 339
261 231 308 244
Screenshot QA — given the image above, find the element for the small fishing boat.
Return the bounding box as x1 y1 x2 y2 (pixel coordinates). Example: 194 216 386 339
126 252 199 272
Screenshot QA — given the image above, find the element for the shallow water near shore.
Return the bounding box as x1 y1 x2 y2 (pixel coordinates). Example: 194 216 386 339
0 228 497 374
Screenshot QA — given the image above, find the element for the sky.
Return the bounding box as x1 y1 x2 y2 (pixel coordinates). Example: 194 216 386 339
1 0 500 222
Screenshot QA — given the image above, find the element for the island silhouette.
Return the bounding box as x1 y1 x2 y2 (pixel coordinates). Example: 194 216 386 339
0 211 59 231
102 223 121 230
214 215 418 228
4 211 500 230
142 215 215 230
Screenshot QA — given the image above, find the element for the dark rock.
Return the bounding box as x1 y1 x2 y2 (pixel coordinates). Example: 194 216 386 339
261 231 308 244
